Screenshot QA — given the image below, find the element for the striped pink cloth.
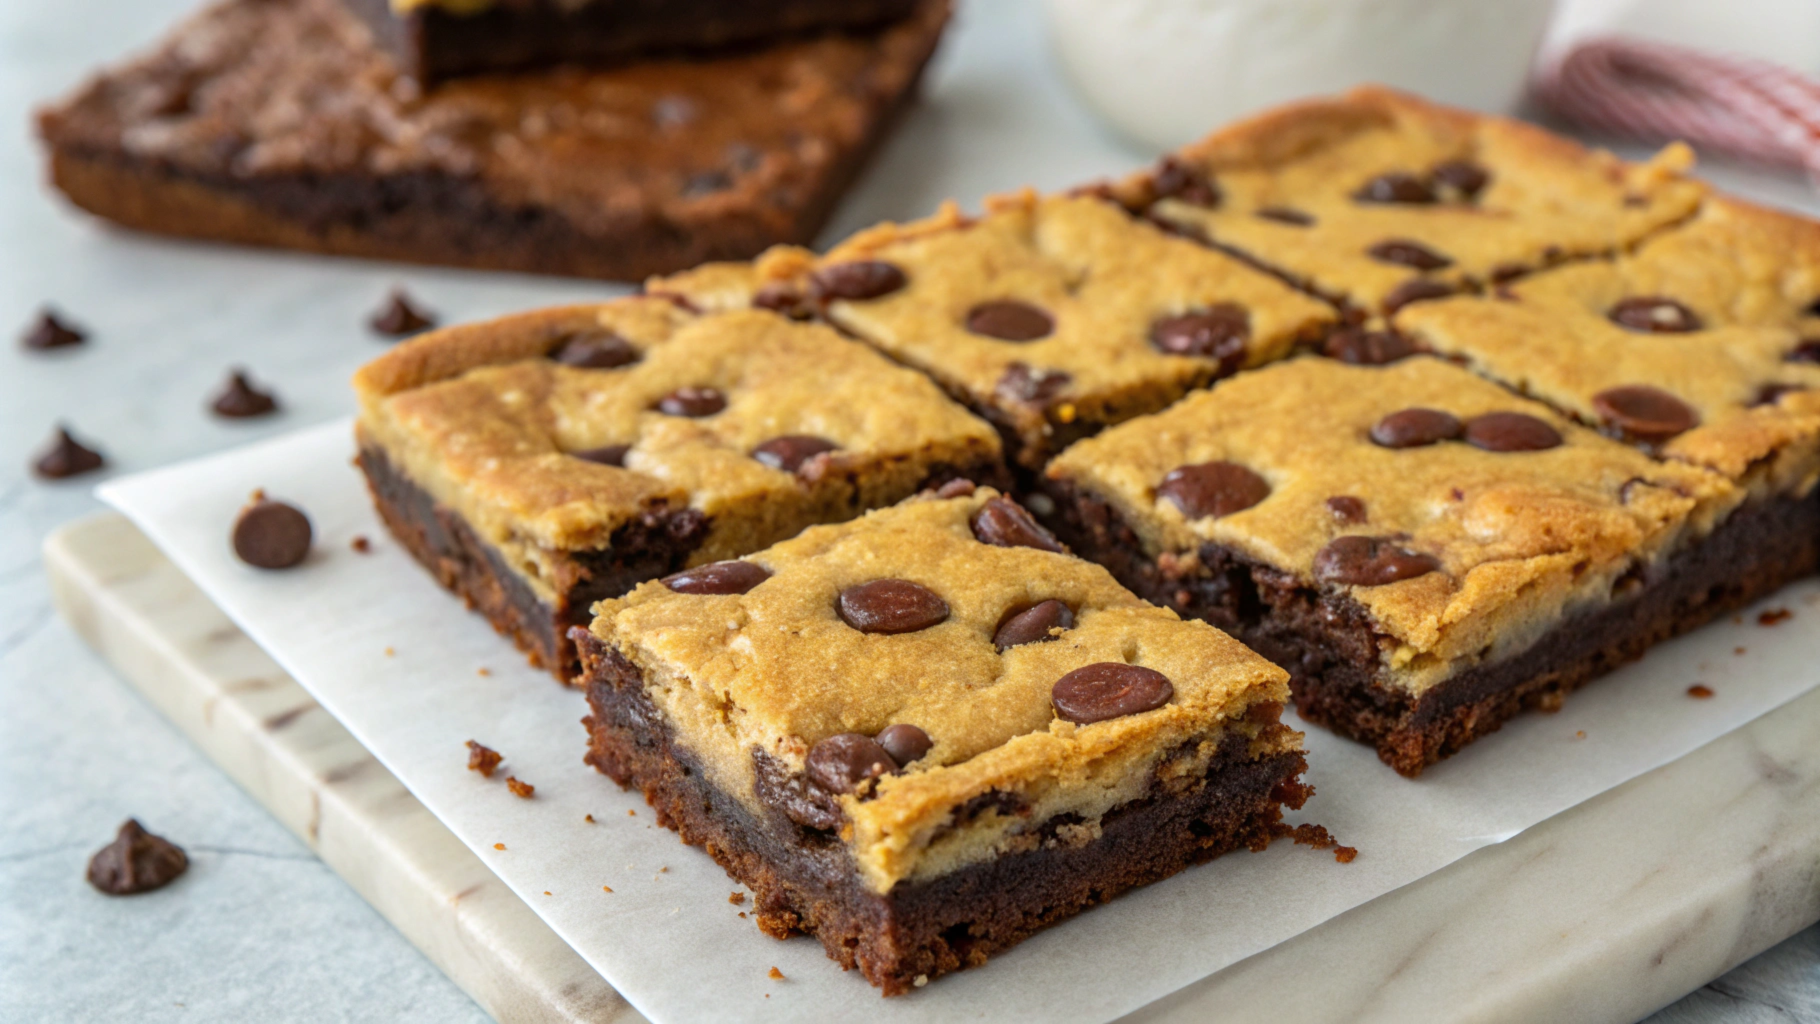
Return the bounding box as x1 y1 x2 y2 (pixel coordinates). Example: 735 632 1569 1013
1534 36 1820 183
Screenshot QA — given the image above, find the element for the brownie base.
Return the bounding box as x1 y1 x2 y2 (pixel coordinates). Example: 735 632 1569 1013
1045 480 1820 776
576 632 1312 995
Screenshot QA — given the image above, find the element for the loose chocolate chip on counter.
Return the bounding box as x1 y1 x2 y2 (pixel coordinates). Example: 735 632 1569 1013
232 497 313 569
1325 495 1368 524
1149 305 1250 369
1367 239 1453 271
806 734 898 794
21 309 85 350
1151 156 1221 207
1608 297 1702 333
656 386 727 417
662 560 770 595
209 369 279 418
810 261 907 302
1353 172 1436 205
875 724 933 767
1463 412 1562 452
1052 663 1174 724
1370 408 1462 448
1430 160 1491 199
994 599 1075 651
1592 385 1700 442
87 819 188 896
573 444 631 467
1323 328 1417 366
752 435 839 473
550 330 638 369
995 363 1071 407
1785 339 1820 363
369 288 437 337
966 300 1055 341
1313 536 1441 587
1255 206 1314 226
837 579 950 634
1381 279 1454 315
970 496 1064 552
1157 461 1270 519
31 425 105 480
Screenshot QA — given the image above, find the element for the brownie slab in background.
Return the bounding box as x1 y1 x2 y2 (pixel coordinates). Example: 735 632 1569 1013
344 0 920 84
578 489 1315 993
354 296 1004 679
37 0 949 281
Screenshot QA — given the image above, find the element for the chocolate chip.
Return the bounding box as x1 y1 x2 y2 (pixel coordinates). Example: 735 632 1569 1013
31 425 105 479
1314 536 1441 587
1592 385 1700 441
970 496 1063 552
662 560 770 595
1752 383 1806 407
369 289 436 337
550 331 638 369
1370 408 1462 448
21 309 85 350
994 599 1074 651
1051 663 1174 724
86 820 188 896
995 363 1071 407
875 724 932 767
232 498 312 569
1381 279 1454 315
210 369 278 418
1784 339 1820 363
837 579 950 634
1157 461 1270 519
966 300 1054 341
573 444 631 467
1608 297 1702 333
1354 172 1436 205
810 261 906 302
1463 412 1562 452
1323 328 1416 366
656 386 726 417
806 734 897 794
1256 206 1314 226
1152 156 1221 207
1149 305 1250 370
934 478 976 498
752 283 809 318
1367 239 1453 271
752 435 838 473
1325 495 1368 524
1430 160 1491 199
681 171 732 197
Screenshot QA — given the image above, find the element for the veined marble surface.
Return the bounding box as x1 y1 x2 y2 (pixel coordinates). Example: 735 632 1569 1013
2 0 1817 1022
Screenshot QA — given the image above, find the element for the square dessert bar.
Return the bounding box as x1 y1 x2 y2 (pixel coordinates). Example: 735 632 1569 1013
354 296 1004 678
37 0 948 280
577 487 1311 993
1043 356 1757 776
1118 86 1707 319
653 191 1337 469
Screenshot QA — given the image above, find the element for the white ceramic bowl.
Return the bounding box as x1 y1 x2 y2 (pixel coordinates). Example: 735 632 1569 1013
1044 0 1558 151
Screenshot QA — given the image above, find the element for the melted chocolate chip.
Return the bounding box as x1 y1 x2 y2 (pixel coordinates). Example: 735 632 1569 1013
810 261 906 302
662 560 770 595
21 309 85 350
1157 461 1270 519
752 435 839 473
1051 663 1174 724
1323 328 1417 366
1463 412 1562 452
573 444 631 467
1592 385 1700 441
369 289 436 337
1149 305 1250 370
1326 495 1368 524
1256 206 1314 226
752 283 809 318
1608 297 1702 333
1370 408 1462 448
966 300 1054 341
837 579 949 634
31 425 105 479
1430 159 1491 199
550 331 638 369
1784 339 1820 363
232 498 313 569
875 724 933 767
1381 279 1454 315
1313 536 1441 587
1152 156 1221 207
87 820 188 896
1753 383 1806 407
210 369 278 418
1367 239 1453 271
934 478 976 498
1354 172 1436 205
994 599 1074 651
970 496 1064 552
656 386 726 417
995 363 1071 407
805 734 897 794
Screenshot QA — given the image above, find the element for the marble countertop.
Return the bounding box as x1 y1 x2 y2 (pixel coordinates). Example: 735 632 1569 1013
0 0 1814 1021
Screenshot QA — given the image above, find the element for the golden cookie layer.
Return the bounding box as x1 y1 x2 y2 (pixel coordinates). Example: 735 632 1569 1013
589 490 1294 892
1046 357 1739 694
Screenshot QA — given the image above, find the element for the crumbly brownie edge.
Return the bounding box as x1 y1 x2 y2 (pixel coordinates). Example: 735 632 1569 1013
1043 479 1820 776
577 632 1311 995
